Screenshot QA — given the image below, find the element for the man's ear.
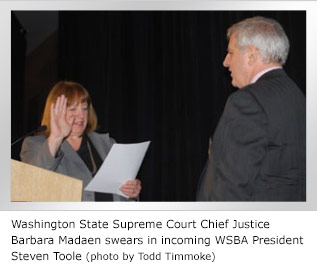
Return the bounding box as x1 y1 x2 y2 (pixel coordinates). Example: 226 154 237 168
246 45 258 66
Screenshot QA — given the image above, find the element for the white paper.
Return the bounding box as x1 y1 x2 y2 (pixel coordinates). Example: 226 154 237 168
84 141 150 197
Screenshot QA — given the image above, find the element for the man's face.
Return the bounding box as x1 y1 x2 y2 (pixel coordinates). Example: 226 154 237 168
223 33 251 89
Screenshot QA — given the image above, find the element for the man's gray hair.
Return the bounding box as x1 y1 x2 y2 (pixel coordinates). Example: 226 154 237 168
227 16 290 65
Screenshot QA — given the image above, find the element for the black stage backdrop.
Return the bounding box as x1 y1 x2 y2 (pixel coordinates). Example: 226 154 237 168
13 11 306 201
11 13 26 162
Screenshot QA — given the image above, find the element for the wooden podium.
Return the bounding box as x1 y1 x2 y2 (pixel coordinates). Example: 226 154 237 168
11 159 83 201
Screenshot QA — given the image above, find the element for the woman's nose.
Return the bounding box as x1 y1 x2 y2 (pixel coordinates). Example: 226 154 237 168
75 108 84 117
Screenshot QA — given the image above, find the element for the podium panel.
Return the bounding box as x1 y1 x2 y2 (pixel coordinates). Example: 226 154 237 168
11 159 83 201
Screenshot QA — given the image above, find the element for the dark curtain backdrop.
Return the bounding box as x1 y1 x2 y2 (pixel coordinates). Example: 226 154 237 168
11 12 26 160
57 11 305 201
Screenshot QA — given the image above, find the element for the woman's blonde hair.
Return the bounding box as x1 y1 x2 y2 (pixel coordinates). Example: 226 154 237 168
41 81 98 137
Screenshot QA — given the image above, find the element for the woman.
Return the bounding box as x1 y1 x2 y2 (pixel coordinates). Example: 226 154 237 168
20 81 141 201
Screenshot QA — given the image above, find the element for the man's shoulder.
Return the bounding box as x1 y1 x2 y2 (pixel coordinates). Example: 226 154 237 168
258 68 287 80
246 68 303 100
249 69 297 91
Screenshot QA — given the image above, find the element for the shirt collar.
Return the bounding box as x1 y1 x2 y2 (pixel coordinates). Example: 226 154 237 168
250 66 282 84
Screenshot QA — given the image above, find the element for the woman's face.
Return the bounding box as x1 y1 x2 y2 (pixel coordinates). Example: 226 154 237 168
66 100 88 137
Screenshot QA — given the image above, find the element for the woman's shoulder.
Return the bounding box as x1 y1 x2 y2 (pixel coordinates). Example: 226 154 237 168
21 135 47 155
23 135 47 145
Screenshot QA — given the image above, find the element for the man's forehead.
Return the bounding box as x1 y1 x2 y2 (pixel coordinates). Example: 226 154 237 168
228 33 238 47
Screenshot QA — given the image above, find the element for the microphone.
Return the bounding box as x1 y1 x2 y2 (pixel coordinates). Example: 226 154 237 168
11 125 47 146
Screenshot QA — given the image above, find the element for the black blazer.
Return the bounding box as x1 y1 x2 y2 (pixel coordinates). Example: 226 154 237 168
197 69 306 201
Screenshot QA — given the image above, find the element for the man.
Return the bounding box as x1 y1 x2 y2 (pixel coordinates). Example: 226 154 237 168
196 16 305 201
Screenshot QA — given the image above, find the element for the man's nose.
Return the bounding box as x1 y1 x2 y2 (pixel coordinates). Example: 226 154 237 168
223 54 229 67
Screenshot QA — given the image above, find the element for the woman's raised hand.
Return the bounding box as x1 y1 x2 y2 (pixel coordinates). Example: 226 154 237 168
50 95 74 140
48 95 74 157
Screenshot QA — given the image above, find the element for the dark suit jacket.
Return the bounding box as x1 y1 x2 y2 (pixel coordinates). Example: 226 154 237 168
197 69 306 201
20 132 130 201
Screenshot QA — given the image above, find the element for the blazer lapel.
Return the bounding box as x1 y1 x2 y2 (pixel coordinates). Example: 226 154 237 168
60 140 92 184
88 133 107 160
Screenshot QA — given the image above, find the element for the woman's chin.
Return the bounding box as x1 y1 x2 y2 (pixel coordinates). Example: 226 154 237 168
70 129 85 138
